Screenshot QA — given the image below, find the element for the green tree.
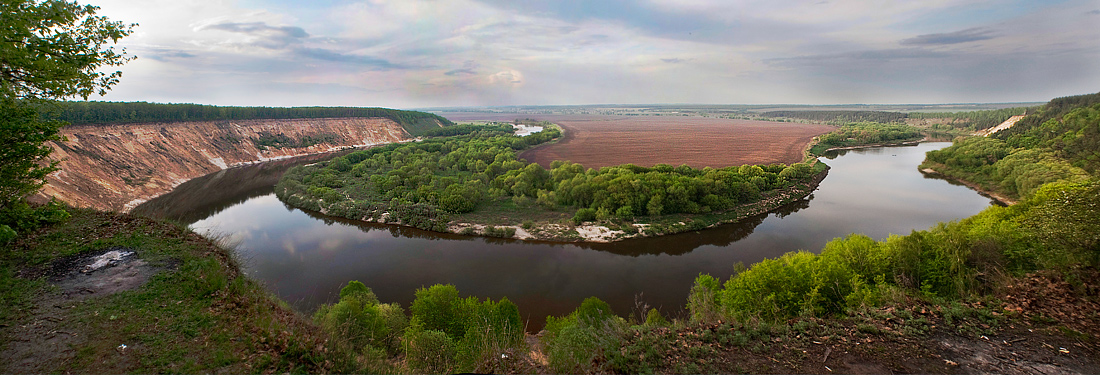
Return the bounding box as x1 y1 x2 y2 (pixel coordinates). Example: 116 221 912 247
0 0 134 241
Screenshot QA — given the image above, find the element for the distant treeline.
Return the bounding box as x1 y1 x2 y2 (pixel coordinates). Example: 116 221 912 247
42 101 454 135
909 106 1033 130
761 108 1033 130
760 111 907 124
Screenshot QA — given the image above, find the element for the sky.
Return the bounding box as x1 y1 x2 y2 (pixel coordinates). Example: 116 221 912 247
88 0 1100 109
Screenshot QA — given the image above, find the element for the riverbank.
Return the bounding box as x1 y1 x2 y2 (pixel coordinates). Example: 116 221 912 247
822 139 922 153
918 164 1019 205
444 165 829 242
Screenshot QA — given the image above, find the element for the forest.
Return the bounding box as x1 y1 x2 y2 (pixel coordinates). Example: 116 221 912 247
276 124 820 233
759 110 908 124
41 100 453 135
924 92 1100 198
757 107 1032 130
808 122 923 155
908 106 1032 130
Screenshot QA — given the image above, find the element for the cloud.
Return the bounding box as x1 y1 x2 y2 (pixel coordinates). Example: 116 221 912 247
445 68 477 76
769 48 948 67
488 70 523 85
293 47 403 70
142 47 197 61
661 58 686 64
900 27 996 46
1088 9 1100 15
200 21 310 48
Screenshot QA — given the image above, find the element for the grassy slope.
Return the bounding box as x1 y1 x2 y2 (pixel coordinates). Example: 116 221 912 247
0 208 368 373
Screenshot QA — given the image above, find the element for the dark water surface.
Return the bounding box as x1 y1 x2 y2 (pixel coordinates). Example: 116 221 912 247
139 142 994 329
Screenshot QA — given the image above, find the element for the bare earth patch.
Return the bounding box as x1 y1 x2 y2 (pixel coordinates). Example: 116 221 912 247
3 248 164 373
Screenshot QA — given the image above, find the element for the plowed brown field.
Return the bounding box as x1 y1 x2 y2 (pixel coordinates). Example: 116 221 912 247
437 113 834 169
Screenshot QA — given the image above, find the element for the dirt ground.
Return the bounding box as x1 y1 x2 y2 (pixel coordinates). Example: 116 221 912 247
436 113 834 169
2 248 163 373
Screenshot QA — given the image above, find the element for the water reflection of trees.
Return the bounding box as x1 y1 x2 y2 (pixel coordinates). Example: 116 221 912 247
132 150 353 223
297 208 477 242
296 194 815 257
581 195 813 256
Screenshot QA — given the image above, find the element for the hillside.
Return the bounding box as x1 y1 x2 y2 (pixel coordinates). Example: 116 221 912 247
32 102 456 212
922 92 1100 201
40 117 409 212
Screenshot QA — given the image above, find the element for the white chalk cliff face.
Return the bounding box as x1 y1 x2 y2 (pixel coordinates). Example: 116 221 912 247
39 117 417 212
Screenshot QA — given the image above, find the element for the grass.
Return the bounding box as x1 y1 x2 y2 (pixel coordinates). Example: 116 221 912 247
0 208 364 373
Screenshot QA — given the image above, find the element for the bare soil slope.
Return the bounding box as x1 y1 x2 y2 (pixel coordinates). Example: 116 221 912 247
40 118 409 212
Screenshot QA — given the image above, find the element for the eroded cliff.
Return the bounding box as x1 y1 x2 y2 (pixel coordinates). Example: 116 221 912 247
38 117 414 212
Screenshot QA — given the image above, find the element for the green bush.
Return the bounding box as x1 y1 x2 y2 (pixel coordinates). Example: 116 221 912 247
644 308 668 327
687 273 721 323
542 297 624 373
572 208 597 224
313 281 407 354
407 284 525 372
403 320 457 374
410 284 465 339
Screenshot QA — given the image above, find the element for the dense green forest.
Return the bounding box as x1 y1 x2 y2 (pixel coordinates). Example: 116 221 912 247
760 110 907 124
41 101 453 135
994 92 1100 173
924 92 1100 198
276 124 821 234
808 123 923 155
909 106 1032 130
758 107 1031 130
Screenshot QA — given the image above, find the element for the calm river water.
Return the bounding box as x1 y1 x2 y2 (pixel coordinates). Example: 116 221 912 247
136 142 994 329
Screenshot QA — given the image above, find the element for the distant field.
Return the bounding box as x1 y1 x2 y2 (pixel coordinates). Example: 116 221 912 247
436 113 834 169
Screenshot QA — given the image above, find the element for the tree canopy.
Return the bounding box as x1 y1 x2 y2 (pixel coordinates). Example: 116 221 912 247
1 0 134 242
0 0 134 100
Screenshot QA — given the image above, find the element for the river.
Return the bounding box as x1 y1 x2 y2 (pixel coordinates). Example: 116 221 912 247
135 142 994 329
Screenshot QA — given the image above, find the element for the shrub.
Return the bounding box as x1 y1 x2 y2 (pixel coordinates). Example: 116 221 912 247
403 320 457 374
410 284 465 339
572 208 597 224
542 297 625 373
687 274 721 323
313 281 408 355
644 308 668 327
407 284 525 372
